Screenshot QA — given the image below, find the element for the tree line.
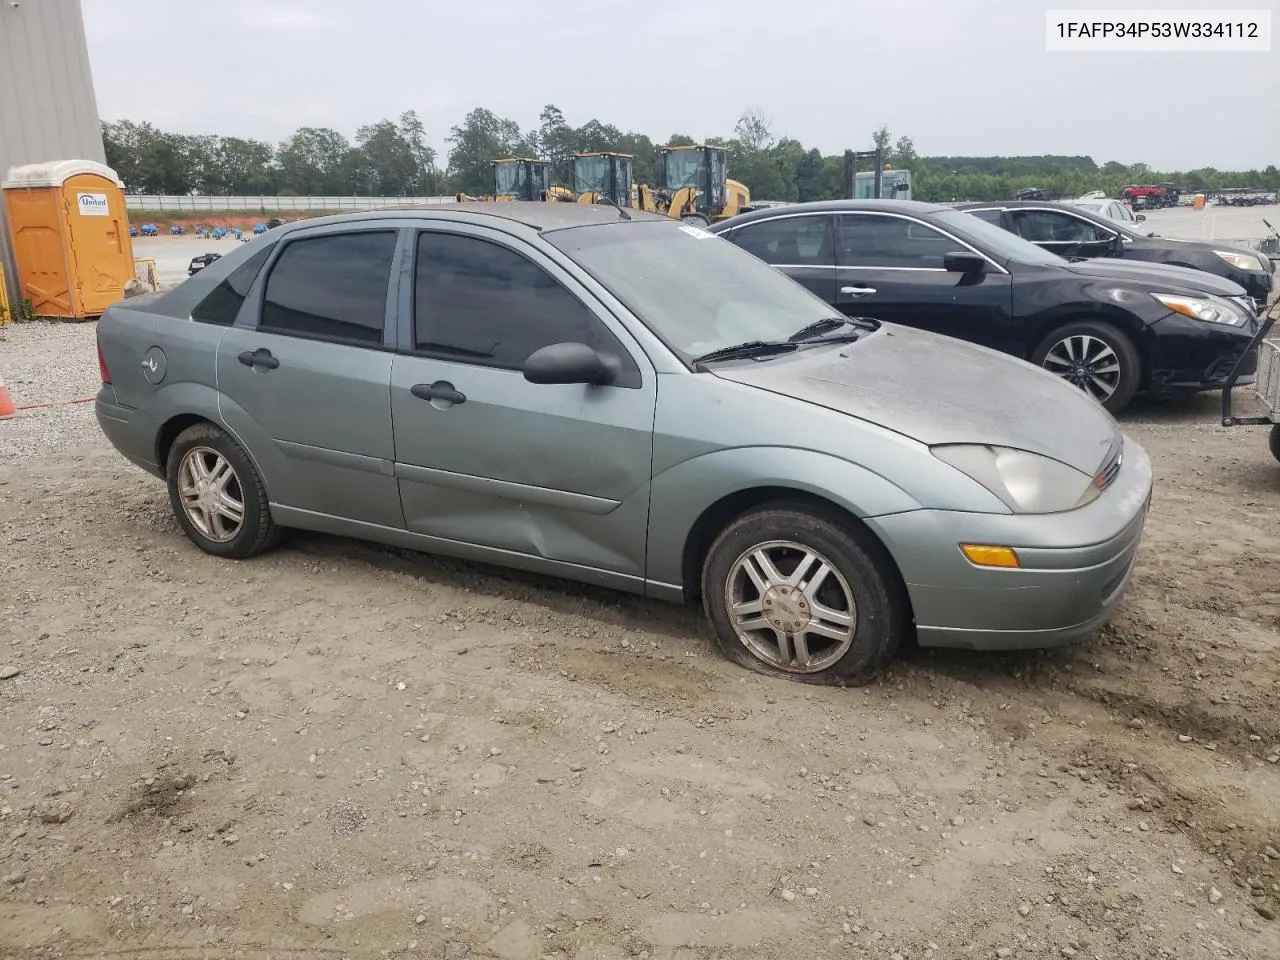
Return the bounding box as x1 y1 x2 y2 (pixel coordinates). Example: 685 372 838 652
101 108 1280 205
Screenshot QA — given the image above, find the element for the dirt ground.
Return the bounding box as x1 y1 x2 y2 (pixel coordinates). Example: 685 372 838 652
1 365 1278 959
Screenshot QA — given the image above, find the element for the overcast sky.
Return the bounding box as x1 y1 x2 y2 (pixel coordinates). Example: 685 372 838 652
81 0 1278 171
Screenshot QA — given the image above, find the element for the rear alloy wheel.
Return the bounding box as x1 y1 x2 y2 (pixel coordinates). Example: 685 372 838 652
165 423 281 559
701 503 905 685
1032 321 1140 414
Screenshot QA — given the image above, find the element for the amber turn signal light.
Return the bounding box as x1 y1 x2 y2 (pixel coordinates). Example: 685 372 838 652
960 544 1021 568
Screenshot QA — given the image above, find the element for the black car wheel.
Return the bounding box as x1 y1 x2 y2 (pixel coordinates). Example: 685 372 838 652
1031 320 1141 414
165 423 282 559
1268 425 1280 464
701 501 906 685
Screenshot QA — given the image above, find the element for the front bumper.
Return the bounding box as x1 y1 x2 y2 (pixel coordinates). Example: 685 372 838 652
1146 311 1259 397
866 434 1153 651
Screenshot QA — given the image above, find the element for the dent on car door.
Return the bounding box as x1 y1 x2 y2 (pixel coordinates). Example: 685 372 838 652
724 214 836 302
215 228 404 528
388 227 657 584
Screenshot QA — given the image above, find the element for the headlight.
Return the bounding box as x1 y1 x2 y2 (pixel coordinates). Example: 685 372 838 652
931 444 1101 514
1150 293 1247 326
1213 250 1266 273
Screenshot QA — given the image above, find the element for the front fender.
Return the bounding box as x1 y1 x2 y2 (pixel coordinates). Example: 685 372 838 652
644 445 923 588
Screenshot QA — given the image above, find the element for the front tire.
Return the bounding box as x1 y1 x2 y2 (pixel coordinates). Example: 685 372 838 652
1268 424 1280 464
701 502 906 685
1031 320 1141 414
165 423 281 559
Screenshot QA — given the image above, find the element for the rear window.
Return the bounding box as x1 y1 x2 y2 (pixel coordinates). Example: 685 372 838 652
191 244 274 326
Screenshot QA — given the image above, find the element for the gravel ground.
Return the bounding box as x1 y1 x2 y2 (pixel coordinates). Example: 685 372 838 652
0 221 1278 960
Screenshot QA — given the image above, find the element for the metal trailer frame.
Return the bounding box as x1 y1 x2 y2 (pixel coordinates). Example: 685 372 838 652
1221 300 1280 460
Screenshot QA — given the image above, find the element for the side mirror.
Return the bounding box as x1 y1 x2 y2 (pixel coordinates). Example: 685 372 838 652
943 251 986 274
523 342 615 386
1136 213 1146 221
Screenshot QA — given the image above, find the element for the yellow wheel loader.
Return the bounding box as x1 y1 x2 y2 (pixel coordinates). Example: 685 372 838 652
455 158 575 203
656 144 751 224
571 152 660 212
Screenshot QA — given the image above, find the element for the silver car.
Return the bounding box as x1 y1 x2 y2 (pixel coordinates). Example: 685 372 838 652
95 204 1153 685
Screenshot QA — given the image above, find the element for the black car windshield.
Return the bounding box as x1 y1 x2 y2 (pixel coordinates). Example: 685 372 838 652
937 210 1069 267
546 220 842 361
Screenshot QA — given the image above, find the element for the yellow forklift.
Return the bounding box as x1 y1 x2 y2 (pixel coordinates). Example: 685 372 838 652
656 143 752 224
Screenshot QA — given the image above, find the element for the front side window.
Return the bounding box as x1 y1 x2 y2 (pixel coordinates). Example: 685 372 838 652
964 208 1006 225
259 231 397 344
837 214 961 269
413 232 626 371
731 216 832 267
191 243 274 326
1012 211 1111 244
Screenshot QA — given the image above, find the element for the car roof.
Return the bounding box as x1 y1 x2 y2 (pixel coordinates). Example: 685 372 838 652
954 200 1108 211
712 198 949 228
270 201 669 235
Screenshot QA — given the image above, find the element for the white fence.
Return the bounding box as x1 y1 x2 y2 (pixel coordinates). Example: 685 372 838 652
124 195 458 212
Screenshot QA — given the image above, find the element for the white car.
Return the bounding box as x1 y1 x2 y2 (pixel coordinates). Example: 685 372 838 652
1073 198 1145 225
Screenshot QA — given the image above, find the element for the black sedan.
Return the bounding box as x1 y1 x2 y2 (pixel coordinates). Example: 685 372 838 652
709 199 1258 414
954 200 1275 314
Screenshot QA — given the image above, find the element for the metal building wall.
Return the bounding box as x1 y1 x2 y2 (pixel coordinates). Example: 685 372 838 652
0 0 106 308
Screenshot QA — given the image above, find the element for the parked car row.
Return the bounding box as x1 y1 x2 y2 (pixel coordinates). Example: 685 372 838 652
709 199 1264 413
95 202 1159 687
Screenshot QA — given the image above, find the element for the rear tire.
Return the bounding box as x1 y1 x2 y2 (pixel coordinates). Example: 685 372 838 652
165 422 281 559
681 213 710 228
1031 320 1141 414
1268 424 1280 464
700 502 906 685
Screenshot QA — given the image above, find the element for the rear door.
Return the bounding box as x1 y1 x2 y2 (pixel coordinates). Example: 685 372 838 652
721 212 836 303
388 223 657 583
215 226 406 528
834 211 1018 353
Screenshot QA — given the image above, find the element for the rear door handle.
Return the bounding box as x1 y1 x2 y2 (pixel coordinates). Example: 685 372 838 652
237 348 279 369
840 286 877 296
411 382 466 405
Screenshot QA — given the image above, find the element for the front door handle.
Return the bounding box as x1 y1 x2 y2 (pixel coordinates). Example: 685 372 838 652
237 348 279 369
411 382 467 405
840 286 877 296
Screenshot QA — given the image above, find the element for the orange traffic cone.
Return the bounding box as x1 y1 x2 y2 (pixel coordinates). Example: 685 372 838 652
0 375 15 420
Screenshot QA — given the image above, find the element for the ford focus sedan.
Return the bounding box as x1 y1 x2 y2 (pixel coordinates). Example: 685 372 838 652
95 204 1152 685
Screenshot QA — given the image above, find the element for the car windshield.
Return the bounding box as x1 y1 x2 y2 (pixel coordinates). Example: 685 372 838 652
546 220 844 361
941 210 1070 266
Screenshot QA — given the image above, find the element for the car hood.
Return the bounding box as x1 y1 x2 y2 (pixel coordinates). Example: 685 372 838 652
1156 236 1271 264
1059 256 1247 296
710 324 1120 475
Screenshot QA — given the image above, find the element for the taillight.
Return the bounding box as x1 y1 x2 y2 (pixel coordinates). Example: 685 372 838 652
97 340 112 384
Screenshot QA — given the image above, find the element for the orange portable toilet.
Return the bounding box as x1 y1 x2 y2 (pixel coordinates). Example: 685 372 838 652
1 160 136 319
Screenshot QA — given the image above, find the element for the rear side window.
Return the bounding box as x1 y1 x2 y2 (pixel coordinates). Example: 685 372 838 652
191 244 273 326
259 231 397 345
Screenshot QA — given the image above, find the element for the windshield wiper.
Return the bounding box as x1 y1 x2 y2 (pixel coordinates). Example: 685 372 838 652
692 340 798 367
788 316 876 342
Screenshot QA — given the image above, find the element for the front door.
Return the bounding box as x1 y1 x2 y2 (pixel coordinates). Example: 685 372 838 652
833 212 1018 354
722 212 836 303
389 225 657 581
214 227 405 529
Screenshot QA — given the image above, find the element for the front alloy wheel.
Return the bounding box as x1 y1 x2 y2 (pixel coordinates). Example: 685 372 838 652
1032 321 1140 414
725 540 856 673
701 502 905 685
